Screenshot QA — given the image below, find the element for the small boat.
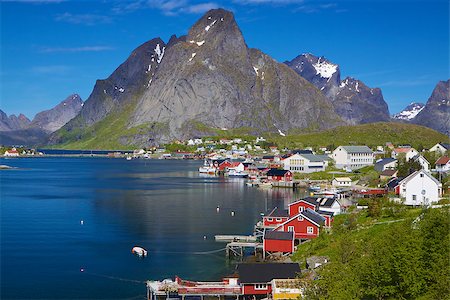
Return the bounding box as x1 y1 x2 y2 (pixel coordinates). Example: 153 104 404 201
258 181 272 189
228 169 248 178
126 156 132 160
309 185 321 192
131 246 148 257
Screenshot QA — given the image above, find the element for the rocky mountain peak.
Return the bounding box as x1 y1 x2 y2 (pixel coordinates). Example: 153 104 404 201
413 79 449 133
393 102 425 120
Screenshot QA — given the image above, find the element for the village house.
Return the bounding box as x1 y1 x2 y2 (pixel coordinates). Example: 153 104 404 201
271 278 303 300
396 170 442 205
266 169 293 182
263 208 290 228
380 169 398 181
263 230 295 256
237 263 301 298
274 208 325 240
315 197 342 215
435 156 450 173
3 147 19 157
429 142 450 155
332 146 374 170
281 153 330 173
391 147 418 160
331 177 352 187
374 158 397 172
411 154 430 172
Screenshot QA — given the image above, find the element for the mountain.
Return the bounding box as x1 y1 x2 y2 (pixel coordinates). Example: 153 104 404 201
30 94 83 133
52 9 343 148
285 53 390 125
392 102 425 121
413 80 450 134
0 94 83 146
0 111 31 131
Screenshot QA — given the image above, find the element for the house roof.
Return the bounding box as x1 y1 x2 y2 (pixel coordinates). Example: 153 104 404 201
291 149 313 155
386 177 403 189
317 198 340 208
339 146 373 153
289 197 318 208
436 143 450 150
436 156 450 165
266 207 289 218
317 210 334 217
393 147 412 153
301 154 329 162
333 177 352 182
380 169 397 177
399 170 442 187
262 155 275 160
264 230 294 241
302 208 326 225
237 263 300 283
267 169 290 176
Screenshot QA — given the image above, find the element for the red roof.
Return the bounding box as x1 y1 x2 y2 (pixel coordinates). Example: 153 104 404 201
393 148 411 153
436 156 450 165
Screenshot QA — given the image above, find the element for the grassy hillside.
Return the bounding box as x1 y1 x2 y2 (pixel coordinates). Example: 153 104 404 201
293 206 449 299
267 122 448 150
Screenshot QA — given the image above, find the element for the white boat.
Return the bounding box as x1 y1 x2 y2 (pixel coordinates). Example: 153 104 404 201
126 156 132 160
228 169 248 178
198 160 216 174
131 246 148 257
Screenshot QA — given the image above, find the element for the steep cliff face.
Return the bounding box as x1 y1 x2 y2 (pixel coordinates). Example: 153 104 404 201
413 80 450 134
286 53 390 125
31 94 83 132
52 9 342 147
130 9 340 142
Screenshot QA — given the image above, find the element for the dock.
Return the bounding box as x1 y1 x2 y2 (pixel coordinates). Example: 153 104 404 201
225 241 262 258
215 235 257 242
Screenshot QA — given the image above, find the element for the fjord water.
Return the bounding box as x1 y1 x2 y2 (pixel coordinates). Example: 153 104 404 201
1 158 301 299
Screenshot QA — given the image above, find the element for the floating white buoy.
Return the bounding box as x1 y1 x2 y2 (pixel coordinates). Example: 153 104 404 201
203 235 207 240
80 268 84 272
131 246 148 257
216 206 220 212
80 220 84 225
231 211 235 216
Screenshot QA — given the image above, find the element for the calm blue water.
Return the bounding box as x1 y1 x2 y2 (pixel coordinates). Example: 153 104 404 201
0 158 301 299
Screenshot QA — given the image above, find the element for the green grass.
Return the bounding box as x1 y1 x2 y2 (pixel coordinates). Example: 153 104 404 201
265 122 448 150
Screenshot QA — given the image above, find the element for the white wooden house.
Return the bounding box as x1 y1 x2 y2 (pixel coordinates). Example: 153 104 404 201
396 170 442 206
332 177 352 187
332 146 373 170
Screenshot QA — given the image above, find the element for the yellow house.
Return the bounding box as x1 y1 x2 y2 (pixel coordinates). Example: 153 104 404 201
271 279 303 299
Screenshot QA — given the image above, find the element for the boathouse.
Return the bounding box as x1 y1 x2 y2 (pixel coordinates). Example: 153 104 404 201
263 207 289 227
288 198 319 217
266 169 293 182
237 263 301 297
263 230 295 255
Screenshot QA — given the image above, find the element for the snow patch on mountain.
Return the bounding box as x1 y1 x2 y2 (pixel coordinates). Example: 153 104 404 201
393 102 425 120
313 58 337 78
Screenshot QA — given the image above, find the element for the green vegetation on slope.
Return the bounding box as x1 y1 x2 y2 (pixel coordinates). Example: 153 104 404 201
294 206 450 299
267 122 448 150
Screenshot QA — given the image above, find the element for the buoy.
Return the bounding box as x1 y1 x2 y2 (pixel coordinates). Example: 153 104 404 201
80 220 84 225
131 246 148 257
203 235 207 240
231 211 235 216
216 206 220 212
80 268 84 272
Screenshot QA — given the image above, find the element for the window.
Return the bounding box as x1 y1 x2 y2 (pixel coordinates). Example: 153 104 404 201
267 218 273 222
307 226 314 234
298 216 304 221
288 226 295 232
420 173 424 178
412 195 417 201
255 284 268 290
276 218 281 222
298 207 304 213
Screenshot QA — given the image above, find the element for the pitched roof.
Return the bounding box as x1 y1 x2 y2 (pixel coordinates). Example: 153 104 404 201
339 146 373 153
333 177 352 182
266 207 289 218
380 169 397 177
317 198 340 208
317 210 334 217
436 156 450 165
237 263 300 283
399 170 442 187
267 169 290 176
302 208 326 225
264 230 294 241
301 154 329 162
437 143 450 150
289 197 319 208
393 147 412 153
291 149 313 155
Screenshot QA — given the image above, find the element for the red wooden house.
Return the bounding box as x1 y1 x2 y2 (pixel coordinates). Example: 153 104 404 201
317 210 334 227
288 198 319 217
237 263 301 297
275 208 325 240
263 207 289 227
263 230 295 254
266 169 293 182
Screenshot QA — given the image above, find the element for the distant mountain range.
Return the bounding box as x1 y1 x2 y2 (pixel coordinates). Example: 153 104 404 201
392 102 425 121
1 9 448 148
0 94 83 146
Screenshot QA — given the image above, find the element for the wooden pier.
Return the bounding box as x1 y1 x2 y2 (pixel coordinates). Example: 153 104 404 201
225 241 262 259
215 235 257 242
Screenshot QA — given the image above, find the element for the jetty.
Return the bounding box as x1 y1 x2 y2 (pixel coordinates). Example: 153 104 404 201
215 235 256 243
225 241 262 258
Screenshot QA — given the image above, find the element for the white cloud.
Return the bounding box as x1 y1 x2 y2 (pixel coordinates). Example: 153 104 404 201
31 65 71 75
55 13 112 25
112 0 219 16
39 46 115 53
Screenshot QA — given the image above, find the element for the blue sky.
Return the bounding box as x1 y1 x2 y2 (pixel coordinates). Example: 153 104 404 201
1 0 448 119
